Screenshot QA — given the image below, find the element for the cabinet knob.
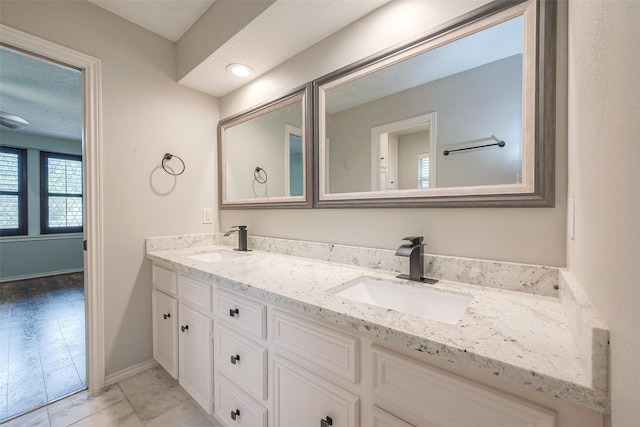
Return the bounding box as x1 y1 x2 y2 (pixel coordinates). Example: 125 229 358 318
230 409 240 420
229 308 239 317
230 354 240 365
320 416 333 427
163 313 171 320
180 325 189 332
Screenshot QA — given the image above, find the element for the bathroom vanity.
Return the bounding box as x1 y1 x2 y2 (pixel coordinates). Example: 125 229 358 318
146 233 608 426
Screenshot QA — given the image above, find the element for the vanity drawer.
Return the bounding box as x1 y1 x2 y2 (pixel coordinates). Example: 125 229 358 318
152 264 177 296
371 345 556 426
216 289 266 340
273 355 359 427
179 274 213 313
215 323 268 401
215 374 267 427
271 308 359 383
372 406 415 427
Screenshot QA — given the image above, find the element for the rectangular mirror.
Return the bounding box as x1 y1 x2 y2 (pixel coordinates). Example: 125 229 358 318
314 0 556 207
219 85 312 208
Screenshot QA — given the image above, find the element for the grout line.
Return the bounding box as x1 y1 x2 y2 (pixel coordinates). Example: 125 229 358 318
46 403 52 427
117 384 146 426
56 386 125 427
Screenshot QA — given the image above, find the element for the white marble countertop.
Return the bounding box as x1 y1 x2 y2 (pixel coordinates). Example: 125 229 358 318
146 244 608 413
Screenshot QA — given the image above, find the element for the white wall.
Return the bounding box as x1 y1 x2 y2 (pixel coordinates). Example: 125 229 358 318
220 0 568 267
567 1 640 424
0 1 219 375
0 131 84 281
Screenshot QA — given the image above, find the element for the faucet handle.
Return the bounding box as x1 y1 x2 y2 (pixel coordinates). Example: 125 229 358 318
402 236 424 245
231 225 247 230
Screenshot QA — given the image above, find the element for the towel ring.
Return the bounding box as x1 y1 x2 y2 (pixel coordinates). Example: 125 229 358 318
254 167 268 184
161 153 185 176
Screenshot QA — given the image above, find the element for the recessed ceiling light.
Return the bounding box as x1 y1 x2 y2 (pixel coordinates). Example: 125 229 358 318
226 63 253 78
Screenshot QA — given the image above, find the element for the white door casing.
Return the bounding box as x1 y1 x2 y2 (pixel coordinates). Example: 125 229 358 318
0 24 105 391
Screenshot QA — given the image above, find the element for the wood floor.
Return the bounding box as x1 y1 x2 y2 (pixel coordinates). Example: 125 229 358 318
0 273 86 422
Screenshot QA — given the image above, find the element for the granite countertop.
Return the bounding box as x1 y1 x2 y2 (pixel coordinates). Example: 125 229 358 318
146 244 608 413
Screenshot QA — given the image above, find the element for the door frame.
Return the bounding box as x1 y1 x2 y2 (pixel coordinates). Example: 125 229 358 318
370 112 437 191
1 24 106 391
284 124 303 197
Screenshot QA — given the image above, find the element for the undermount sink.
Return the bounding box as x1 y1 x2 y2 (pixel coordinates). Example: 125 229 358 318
187 250 247 262
333 276 472 325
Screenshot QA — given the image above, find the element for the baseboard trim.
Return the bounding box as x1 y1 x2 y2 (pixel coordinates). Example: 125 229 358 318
105 359 158 386
0 269 84 283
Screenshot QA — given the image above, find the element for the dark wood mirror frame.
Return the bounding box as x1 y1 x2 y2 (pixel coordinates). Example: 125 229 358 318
312 0 557 208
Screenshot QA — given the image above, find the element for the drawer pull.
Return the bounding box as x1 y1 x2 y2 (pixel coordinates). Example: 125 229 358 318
163 313 171 320
230 354 240 364
229 308 239 317
321 416 333 426
180 325 189 332
230 409 240 420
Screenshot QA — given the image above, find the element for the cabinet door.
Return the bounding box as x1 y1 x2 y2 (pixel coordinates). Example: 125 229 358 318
179 304 213 414
273 355 359 427
152 290 178 378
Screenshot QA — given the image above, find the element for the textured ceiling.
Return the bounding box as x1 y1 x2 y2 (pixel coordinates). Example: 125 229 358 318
0 46 82 141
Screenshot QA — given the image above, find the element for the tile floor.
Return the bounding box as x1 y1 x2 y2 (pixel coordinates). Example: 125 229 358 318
1 366 222 427
0 273 86 421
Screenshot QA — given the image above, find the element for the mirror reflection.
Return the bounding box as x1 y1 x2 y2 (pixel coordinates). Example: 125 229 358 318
320 13 528 198
220 90 309 207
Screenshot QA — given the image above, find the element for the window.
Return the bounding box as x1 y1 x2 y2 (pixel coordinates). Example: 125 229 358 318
0 146 27 236
418 153 430 189
40 152 83 234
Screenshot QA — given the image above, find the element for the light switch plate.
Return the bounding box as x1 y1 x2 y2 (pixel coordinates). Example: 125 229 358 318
568 196 575 240
202 208 213 224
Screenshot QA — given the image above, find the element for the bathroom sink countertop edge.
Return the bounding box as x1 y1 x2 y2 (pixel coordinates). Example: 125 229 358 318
146 244 608 413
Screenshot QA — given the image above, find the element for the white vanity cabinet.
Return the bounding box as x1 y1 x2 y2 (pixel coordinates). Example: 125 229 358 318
152 289 178 378
151 265 179 378
152 261 561 427
371 406 415 427
178 303 213 413
369 345 557 427
271 309 360 427
213 289 268 427
178 274 214 414
151 264 214 415
273 355 359 427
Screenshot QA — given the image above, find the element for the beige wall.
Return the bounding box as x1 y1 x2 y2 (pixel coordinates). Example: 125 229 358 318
224 103 302 200
220 0 568 267
1 1 219 375
398 131 429 190
326 55 523 193
567 1 640 424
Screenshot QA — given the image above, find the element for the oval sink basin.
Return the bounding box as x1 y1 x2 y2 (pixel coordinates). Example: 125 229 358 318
187 250 248 262
333 277 471 325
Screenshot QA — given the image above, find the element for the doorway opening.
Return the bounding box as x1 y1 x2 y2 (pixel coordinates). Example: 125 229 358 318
0 44 86 421
370 112 437 191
